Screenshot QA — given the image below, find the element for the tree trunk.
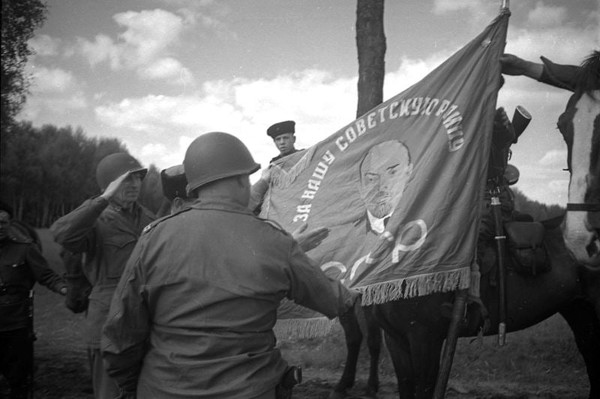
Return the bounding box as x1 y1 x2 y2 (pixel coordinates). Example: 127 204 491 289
355 0 386 118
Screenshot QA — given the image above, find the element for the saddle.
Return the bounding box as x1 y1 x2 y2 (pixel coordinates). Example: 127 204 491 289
504 221 549 276
449 220 550 336
478 220 550 279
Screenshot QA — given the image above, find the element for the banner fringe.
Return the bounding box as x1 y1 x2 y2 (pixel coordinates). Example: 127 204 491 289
359 267 471 306
274 316 337 340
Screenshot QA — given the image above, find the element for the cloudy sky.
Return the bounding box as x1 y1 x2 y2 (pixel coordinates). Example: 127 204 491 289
20 0 598 205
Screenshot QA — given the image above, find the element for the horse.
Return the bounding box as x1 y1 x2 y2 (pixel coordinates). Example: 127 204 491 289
331 301 382 398
371 214 600 398
366 51 600 399
559 51 600 270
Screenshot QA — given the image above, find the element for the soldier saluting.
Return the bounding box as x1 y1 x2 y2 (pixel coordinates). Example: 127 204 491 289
50 153 154 399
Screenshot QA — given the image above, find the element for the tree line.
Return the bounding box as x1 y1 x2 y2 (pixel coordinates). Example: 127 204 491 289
1 122 164 227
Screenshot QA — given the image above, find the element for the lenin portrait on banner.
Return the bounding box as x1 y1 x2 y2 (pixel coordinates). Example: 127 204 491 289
355 140 413 237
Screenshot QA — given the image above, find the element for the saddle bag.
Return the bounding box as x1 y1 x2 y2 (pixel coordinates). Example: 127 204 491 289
504 221 549 276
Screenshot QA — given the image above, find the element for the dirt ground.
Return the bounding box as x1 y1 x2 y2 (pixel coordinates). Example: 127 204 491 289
0 230 591 398
5 301 589 399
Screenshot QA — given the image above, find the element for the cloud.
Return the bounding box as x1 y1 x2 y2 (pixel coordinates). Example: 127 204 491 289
30 67 77 93
539 149 567 166
75 9 191 85
516 178 568 205
138 57 194 84
93 69 362 170
135 136 194 169
78 34 120 68
20 93 87 121
527 2 567 27
29 34 61 57
157 0 231 32
548 179 568 192
432 0 475 14
114 9 184 67
384 53 451 97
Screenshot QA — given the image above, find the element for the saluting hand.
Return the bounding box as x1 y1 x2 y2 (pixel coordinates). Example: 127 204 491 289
101 171 131 201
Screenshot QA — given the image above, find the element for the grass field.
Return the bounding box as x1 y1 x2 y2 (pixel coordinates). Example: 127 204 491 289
1 229 590 398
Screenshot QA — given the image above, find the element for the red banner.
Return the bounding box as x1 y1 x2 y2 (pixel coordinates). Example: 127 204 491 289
264 12 509 325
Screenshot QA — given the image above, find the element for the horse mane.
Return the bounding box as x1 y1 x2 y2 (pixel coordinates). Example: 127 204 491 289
577 50 600 97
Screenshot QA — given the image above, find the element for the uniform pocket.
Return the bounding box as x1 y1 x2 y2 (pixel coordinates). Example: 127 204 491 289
102 233 137 279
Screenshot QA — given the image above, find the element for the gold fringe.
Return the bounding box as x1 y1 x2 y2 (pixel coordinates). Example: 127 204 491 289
359 267 471 306
273 316 338 340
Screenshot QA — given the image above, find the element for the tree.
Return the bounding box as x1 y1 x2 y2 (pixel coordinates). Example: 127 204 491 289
1 0 47 154
355 0 386 117
0 121 130 226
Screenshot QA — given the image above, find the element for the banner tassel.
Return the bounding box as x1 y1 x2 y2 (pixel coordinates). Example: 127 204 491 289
359 267 471 306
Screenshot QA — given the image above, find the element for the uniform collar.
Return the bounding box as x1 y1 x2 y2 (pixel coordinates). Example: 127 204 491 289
189 198 253 215
108 200 140 214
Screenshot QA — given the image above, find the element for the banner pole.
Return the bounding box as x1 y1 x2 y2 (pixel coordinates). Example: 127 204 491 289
433 289 468 399
491 190 508 346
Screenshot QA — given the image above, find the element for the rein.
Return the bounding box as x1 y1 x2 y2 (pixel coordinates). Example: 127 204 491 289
566 203 600 212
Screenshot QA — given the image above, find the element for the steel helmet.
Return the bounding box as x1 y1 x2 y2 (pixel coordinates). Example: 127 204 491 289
96 153 147 191
184 132 260 195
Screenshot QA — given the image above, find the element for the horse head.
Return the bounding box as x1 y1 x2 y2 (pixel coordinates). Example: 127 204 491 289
560 50 600 269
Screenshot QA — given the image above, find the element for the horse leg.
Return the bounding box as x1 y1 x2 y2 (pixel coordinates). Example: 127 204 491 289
559 298 600 399
331 308 363 399
406 325 445 399
383 330 415 399
363 306 382 397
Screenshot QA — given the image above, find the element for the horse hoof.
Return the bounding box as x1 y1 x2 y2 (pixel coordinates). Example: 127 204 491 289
328 391 347 399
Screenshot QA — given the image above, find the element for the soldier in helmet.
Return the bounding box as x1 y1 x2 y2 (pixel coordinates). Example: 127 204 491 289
1 201 67 399
102 132 360 399
161 163 328 252
50 153 155 399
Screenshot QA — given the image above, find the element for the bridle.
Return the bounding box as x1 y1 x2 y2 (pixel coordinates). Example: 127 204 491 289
561 89 600 214
566 203 600 212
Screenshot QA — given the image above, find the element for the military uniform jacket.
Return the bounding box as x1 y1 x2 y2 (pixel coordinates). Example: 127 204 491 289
101 198 358 398
50 196 155 347
0 228 66 332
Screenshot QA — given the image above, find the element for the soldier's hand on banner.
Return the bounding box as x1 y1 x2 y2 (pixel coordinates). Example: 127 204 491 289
292 223 330 252
500 54 526 75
